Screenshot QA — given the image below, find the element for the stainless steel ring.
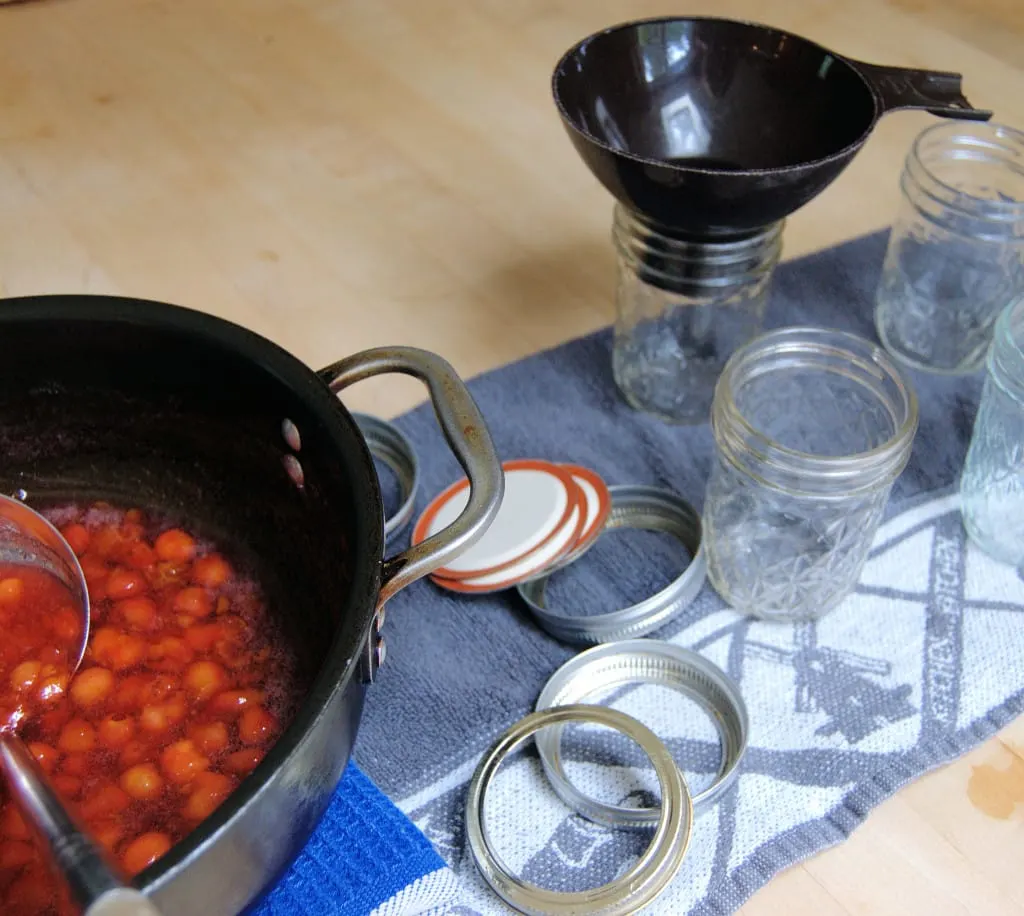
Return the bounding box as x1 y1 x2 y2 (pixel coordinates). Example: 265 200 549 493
466 705 692 916
353 413 419 542
534 641 748 827
516 485 706 645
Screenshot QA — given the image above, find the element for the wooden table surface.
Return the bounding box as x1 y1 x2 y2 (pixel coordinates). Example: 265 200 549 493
1 0 1023 912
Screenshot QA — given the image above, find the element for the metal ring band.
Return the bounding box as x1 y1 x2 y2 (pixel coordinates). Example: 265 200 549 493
534 641 748 826
516 485 706 645
353 413 419 542
466 705 692 916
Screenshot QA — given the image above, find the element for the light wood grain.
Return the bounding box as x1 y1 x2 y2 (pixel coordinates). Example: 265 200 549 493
0 1 1022 913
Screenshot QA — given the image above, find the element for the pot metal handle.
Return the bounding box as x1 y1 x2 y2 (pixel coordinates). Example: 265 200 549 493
852 61 992 121
320 347 503 609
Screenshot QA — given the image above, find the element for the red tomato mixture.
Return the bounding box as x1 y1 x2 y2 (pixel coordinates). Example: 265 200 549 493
0 567 82 738
0 504 300 916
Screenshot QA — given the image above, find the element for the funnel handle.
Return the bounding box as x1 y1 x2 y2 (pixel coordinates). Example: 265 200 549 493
853 61 992 121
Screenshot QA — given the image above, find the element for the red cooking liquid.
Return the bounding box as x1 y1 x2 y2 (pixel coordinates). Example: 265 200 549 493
0 567 81 737
0 504 300 916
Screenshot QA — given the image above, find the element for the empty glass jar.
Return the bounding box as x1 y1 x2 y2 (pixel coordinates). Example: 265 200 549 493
611 206 783 424
704 328 919 621
960 296 1024 565
874 121 1024 374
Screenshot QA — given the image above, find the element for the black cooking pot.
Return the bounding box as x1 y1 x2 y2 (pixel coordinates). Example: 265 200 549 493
0 294 504 914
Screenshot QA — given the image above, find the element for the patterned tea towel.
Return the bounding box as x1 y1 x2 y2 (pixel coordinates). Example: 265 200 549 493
345 231 1024 914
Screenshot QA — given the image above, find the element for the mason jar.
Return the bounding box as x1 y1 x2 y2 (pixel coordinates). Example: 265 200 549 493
960 295 1024 565
874 121 1024 375
704 327 919 621
611 205 783 425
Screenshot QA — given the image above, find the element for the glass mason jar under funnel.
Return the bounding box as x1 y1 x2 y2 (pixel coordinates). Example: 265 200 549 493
875 122 1024 375
612 208 782 424
550 16 989 421
703 328 919 621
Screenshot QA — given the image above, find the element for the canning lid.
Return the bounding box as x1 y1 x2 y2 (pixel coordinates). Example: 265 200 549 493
465 704 692 916
547 465 611 570
415 459 580 581
416 460 613 594
443 464 612 592
430 500 584 594
353 413 419 542
534 641 748 826
517 485 706 644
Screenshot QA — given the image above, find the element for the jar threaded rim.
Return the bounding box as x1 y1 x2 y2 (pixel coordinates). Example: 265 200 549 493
711 327 919 496
904 121 1024 225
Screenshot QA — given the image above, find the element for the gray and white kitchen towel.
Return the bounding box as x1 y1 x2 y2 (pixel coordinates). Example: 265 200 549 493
348 232 1024 914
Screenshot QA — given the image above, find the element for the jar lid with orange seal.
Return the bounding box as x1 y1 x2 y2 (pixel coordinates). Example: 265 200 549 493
411 459 611 594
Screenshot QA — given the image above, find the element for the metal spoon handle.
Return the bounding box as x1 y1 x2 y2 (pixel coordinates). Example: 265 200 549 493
0 736 162 914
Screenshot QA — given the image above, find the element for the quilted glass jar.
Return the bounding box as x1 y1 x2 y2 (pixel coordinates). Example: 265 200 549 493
960 296 1024 565
874 121 1024 375
704 328 919 621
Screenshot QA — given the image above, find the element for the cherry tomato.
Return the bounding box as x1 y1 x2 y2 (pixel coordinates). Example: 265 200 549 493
189 720 230 756
89 819 124 854
183 661 227 703
154 529 196 564
120 763 165 801
10 659 41 693
90 525 122 558
184 622 227 653
122 832 172 876
27 743 59 774
119 597 159 631
224 748 264 776
105 568 148 600
192 554 232 589
80 785 131 821
238 706 277 746
183 771 235 821
160 739 210 784
60 523 90 557
91 628 146 672
89 818 122 855
119 541 157 570
172 587 213 618
208 690 263 718
70 667 115 708
57 720 95 753
98 714 136 748
0 578 24 604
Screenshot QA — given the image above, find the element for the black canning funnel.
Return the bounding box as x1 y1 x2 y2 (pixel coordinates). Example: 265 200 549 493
553 17 992 237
